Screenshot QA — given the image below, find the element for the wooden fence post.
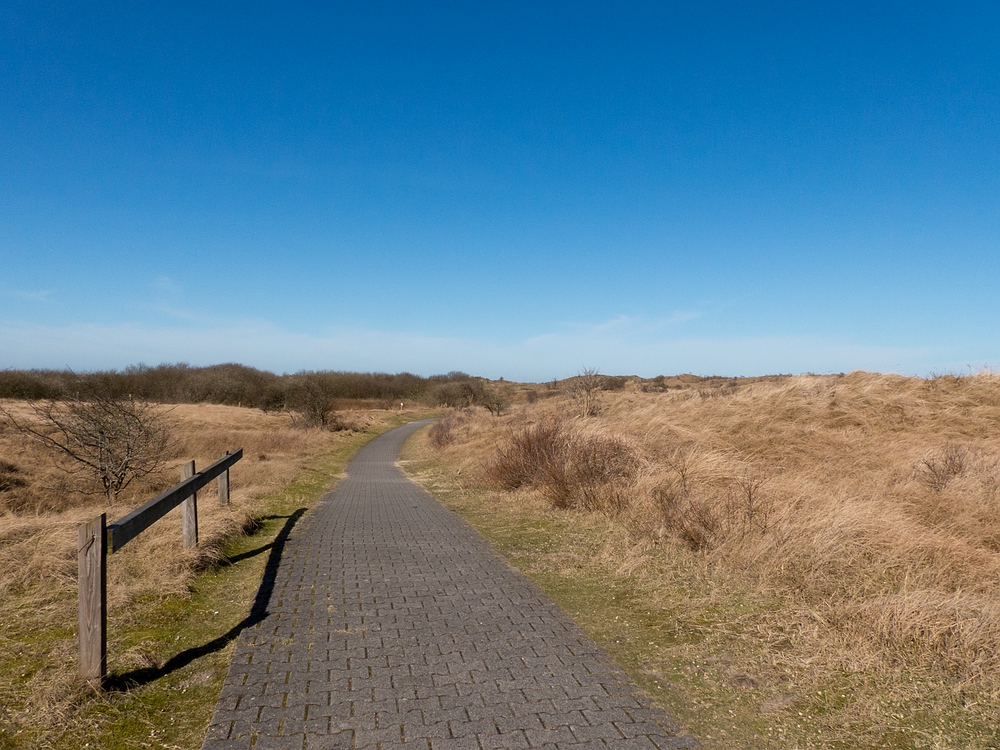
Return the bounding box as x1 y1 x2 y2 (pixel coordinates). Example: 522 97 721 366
78 513 107 683
217 451 230 506
76 450 241 679
181 460 198 548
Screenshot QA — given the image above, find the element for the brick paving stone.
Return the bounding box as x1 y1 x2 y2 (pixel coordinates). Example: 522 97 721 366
202 421 698 749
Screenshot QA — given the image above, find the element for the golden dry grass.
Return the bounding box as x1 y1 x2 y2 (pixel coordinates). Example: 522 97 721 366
417 372 1000 746
0 402 336 604
0 399 418 744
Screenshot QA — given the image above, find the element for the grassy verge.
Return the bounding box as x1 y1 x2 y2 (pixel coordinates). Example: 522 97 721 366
0 416 414 750
401 428 1000 750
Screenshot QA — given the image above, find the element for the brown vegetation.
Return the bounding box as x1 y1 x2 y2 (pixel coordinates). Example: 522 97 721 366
0 364 502 412
484 419 640 512
0 398 415 744
423 371 1000 745
0 400 336 618
1 392 173 504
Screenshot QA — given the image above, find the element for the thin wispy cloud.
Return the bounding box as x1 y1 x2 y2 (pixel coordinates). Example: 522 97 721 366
147 304 215 324
0 319 961 382
4 288 54 304
526 313 702 348
152 276 182 296
138 276 215 323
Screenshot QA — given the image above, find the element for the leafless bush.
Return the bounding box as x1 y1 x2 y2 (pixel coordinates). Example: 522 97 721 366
428 411 465 448
654 452 770 549
285 374 341 429
484 420 571 500
661 444 703 493
567 432 640 512
568 367 604 417
485 421 639 512
480 383 513 417
697 383 739 399
654 481 721 550
0 392 172 504
426 374 487 409
725 470 771 537
917 443 970 491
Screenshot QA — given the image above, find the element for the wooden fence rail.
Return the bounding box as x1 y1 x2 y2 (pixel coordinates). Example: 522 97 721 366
77 449 243 683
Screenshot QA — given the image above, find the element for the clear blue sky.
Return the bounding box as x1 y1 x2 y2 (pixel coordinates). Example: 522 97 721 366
2 2 998 381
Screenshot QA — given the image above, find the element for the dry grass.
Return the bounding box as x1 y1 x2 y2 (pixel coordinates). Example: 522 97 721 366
0 402 335 604
0 399 420 745
419 373 1000 747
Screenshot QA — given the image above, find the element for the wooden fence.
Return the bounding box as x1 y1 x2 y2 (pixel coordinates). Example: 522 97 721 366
77 449 243 683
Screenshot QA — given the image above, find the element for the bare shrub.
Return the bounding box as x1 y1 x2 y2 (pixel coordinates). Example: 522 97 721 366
566 432 640 513
651 447 771 549
480 383 513 417
485 421 639 512
285 373 340 429
568 367 604 418
428 410 465 448
426 374 487 409
661 444 705 492
916 443 970 491
697 380 740 399
725 470 771 537
484 420 571 501
0 392 172 504
654 481 720 550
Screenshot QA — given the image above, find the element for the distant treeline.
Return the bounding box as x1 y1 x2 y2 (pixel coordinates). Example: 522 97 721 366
0 363 493 410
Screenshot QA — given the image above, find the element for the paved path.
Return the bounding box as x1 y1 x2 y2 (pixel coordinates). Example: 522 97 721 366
202 421 697 750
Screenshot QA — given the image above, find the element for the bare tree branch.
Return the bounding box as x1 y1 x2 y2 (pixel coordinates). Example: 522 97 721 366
568 367 604 418
0 388 172 503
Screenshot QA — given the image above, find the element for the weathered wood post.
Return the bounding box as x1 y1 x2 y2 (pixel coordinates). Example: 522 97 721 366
217 450 230 506
76 449 242 681
78 513 107 683
181 460 198 548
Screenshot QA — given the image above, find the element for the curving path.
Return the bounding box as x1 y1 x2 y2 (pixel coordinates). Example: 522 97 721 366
201 420 697 749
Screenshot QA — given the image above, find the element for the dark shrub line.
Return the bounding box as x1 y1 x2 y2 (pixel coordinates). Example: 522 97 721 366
0 364 496 411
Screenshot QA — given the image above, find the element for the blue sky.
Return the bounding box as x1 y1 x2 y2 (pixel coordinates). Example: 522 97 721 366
2 2 998 381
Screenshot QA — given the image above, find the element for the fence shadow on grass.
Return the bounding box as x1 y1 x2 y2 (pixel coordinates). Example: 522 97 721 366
105 507 307 691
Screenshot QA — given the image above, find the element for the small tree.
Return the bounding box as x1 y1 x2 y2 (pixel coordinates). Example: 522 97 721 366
285 374 340 428
568 367 604 417
481 382 513 417
429 377 487 409
0 389 172 503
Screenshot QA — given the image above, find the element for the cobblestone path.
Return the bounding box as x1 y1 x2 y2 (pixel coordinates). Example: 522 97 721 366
202 420 697 749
